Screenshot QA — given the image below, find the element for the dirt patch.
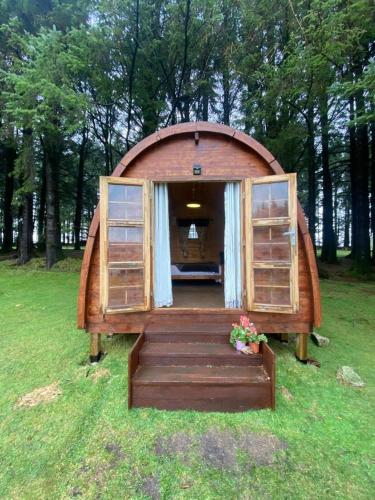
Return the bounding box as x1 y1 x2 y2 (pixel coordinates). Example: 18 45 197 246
155 428 287 471
240 432 288 466
105 442 125 461
142 475 160 500
15 382 61 408
155 433 193 460
89 368 110 383
200 429 238 470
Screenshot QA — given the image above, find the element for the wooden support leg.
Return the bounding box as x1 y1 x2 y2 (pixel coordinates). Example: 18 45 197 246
295 333 308 362
90 333 102 363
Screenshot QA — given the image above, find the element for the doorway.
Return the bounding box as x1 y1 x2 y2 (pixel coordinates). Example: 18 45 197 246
168 182 225 308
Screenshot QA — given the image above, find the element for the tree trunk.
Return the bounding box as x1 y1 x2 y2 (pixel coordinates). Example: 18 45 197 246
1 142 16 252
334 183 339 244
74 130 88 250
164 0 191 126
18 128 34 265
306 102 316 251
222 67 230 126
104 139 110 175
343 193 350 249
202 92 209 121
221 3 231 126
370 108 375 263
348 96 357 257
319 93 337 263
181 69 191 123
244 83 254 135
125 0 140 150
18 194 33 264
352 66 371 272
43 133 62 268
37 156 46 251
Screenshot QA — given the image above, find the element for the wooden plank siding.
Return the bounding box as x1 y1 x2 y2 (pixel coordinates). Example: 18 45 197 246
77 122 321 333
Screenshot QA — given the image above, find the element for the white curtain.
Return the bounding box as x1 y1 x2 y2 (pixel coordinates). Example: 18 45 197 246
224 182 242 308
153 183 173 307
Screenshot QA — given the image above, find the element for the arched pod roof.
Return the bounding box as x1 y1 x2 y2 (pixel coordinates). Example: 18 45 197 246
77 122 321 328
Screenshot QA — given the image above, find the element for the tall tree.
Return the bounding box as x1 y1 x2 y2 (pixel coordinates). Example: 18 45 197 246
16 127 34 264
1 129 16 252
319 92 337 263
5 28 88 267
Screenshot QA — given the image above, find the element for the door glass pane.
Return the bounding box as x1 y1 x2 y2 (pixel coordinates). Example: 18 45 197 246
254 268 291 306
109 226 143 243
253 224 291 262
108 265 144 309
254 268 289 286
108 282 144 309
254 286 290 305
108 184 142 202
252 181 288 218
108 184 143 221
108 203 143 220
108 226 144 263
108 267 144 287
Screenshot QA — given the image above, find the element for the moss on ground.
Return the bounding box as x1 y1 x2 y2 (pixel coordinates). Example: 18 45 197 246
0 258 374 499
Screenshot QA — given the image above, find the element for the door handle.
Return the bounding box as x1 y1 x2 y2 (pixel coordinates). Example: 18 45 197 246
283 228 296 246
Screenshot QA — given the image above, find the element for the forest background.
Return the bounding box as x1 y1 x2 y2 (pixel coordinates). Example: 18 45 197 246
0 0 374 272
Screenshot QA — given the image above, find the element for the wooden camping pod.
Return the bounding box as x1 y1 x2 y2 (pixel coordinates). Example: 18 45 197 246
77 122 321 411
78 122 320 331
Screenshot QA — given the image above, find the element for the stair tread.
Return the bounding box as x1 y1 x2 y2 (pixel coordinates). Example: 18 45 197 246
133 365 270 385
141 341 261 359
145 323 230 334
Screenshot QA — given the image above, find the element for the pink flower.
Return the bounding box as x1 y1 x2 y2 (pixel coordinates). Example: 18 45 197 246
240 315 250 328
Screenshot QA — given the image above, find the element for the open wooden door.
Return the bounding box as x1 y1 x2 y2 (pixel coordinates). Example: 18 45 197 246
245 174 298 313
99 177 150 313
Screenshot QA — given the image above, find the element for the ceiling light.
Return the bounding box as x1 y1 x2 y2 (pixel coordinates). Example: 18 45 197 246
187 184 201 209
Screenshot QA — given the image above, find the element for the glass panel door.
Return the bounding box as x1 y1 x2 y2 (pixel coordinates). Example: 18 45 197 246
245 174 299 313
100 177 150 313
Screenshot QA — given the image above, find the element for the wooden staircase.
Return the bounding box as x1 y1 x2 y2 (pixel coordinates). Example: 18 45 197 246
128 320 275 412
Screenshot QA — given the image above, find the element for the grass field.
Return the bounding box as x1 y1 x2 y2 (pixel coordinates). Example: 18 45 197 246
0 257 374 499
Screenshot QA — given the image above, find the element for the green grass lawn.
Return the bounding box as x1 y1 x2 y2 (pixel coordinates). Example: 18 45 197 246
0 259 374 499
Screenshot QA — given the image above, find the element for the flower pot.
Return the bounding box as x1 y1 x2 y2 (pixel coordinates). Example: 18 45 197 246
235 340 246 351
250 342 260 354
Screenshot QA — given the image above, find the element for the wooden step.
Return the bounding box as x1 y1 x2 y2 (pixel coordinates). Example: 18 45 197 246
145 320 231 343
146 322 231 333
145 332 229 343
132 365 272 411
133 365 269 384
139 341 262 366
128 333 276 412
